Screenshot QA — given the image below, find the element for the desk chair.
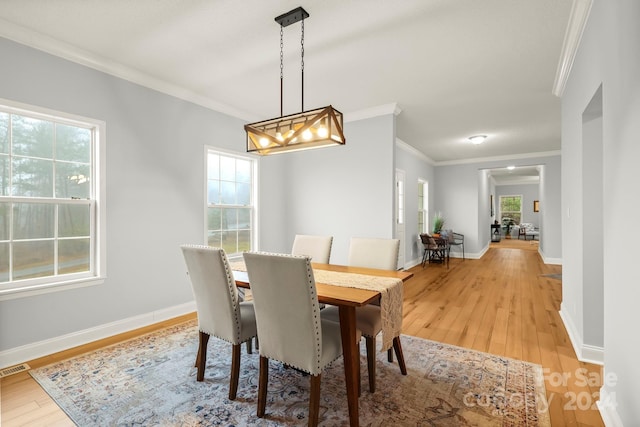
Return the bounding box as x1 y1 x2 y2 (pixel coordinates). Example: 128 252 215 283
443 229 465 259
420 233 449 268
180 245 257 400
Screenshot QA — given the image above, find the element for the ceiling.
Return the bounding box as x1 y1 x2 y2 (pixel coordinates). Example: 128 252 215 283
488 166 540 186
0 0 572 163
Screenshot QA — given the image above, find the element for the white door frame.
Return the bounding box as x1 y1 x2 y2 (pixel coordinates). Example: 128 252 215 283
395 169 406 269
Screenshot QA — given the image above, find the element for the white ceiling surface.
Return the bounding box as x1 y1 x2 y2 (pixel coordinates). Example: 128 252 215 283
489 166 540 185
0 0 572 163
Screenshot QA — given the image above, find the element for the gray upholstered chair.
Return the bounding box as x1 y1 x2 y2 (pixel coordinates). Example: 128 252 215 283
180 244 257 400
291 234 333 264
243 252 353 426
322 237 406 393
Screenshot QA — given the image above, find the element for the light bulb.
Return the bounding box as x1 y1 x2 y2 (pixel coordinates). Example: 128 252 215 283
302 129 313 140
259 137 270 148
276 132 284 142
317 126 328 138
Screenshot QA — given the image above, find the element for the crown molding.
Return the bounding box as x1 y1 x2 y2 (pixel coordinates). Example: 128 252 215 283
552 0 593 97
0 18 405 125
395 138 435 165
435 150 561 167
344 102 401 123
0 18 258 121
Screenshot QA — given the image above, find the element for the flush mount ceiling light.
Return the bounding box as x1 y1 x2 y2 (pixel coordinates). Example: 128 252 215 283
245 7 345 155
468 135 487 145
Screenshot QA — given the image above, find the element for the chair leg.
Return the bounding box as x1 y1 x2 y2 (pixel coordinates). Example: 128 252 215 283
246 339 252 354
387 348 393 363
229 343 241 400
392 336 407 375
196 332 209 382
309 374 322 427
255 336 259 350
365 336 376 393
257 356 269 417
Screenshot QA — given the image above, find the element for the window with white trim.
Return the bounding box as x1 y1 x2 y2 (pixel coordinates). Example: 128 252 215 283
418 180 428 233
499 195 522 225
0 101 104 298
206 150 256 255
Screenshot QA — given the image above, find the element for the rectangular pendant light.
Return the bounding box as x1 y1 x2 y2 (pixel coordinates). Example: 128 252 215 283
245 7 345 155
246 105 345 155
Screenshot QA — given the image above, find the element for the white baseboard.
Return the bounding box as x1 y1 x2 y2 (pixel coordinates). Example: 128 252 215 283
0 301 196 369
558 306 604 365
598 387 624 427
539 247 562 265
404 246 486 271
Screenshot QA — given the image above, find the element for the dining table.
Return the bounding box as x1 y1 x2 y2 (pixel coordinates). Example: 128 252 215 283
232 262 413 427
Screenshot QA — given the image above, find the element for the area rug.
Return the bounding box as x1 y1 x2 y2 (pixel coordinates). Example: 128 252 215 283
31 320 551 426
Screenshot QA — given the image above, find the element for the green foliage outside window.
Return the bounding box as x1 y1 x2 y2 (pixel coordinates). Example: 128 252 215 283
207 152 254 255
0 110 93 284
500 195 522 225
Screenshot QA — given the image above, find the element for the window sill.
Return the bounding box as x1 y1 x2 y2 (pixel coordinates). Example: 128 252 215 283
0 277 105 301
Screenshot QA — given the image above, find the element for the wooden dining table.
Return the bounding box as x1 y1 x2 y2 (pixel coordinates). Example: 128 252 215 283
233 262 413 427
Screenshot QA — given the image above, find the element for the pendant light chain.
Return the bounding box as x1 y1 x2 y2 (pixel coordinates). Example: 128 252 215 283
301 18 305 112
245 7 345 154
280 25 284 117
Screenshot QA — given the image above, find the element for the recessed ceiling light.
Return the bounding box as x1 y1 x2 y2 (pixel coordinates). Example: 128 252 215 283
468 135 487 145
507 165 515 170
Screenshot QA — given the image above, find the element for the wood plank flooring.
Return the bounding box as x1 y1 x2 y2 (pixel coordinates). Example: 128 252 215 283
1 241 604 426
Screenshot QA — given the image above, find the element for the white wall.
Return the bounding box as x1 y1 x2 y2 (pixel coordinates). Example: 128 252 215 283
561 0 640 424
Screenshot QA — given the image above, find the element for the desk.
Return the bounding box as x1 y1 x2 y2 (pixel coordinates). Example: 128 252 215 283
233 262 413 427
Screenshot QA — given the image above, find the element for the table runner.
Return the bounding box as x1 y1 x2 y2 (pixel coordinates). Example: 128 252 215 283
229 260 403 352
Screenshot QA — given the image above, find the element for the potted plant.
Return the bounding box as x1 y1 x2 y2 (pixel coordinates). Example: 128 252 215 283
433 212 446 236
502 217 515 239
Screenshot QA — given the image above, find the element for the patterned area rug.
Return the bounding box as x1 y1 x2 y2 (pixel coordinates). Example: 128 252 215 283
31 320 550 426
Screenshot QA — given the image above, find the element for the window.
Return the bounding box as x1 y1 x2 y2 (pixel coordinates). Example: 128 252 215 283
418 180 428 233
206 150 256 256
0 100 104 299
499 195 522 225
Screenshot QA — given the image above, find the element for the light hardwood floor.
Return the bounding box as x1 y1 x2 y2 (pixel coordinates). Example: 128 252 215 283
1 240 604 426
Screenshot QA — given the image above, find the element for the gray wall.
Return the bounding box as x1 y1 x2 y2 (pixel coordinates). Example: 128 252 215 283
495 184 540 227
434 155 561 261
560 0 640 424
395 144 435 266
266 113 397 264
0 37 397 357
0 37 286 352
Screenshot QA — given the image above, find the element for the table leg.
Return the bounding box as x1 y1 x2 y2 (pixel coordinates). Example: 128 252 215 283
338 305 359 427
